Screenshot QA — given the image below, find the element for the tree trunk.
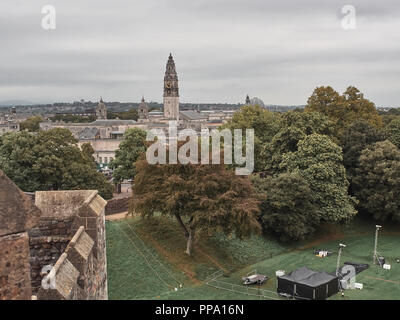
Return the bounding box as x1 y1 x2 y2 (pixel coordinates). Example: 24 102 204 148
173 214 194 255
185 227 195 256
174 213 189 239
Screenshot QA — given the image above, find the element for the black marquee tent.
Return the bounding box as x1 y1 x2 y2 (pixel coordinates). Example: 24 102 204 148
277 267 339 300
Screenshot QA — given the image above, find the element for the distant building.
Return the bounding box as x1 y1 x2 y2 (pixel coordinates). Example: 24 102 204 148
250 97 265 108
180 110 208 131
138 96 149 121
246 95 251 105
0 122 20 136
38 54 239 167
96 98 107 120
0 108 20 136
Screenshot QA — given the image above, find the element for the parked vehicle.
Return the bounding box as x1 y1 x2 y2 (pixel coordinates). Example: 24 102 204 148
242 274 268 285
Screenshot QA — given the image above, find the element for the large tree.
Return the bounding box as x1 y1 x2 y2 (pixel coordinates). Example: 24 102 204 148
251 173 317 241
353 140 400 222
107 109 138 121
0 129 113 199
131 151 261 256
385 118 400 149
109 128 147 184
261 111 334 173
305 86 382 137
281 134 357 223
340 120 386 185
20 115 44 132
220 105 281 172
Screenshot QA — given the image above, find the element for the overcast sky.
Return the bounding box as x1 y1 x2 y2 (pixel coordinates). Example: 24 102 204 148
0 0 399 106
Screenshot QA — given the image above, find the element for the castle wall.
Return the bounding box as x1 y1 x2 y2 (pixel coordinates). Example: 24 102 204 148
0 232 32 300
33 190 108 299
28 216 74 294
1 171 108 300
105 196 131 215
37 227 106 300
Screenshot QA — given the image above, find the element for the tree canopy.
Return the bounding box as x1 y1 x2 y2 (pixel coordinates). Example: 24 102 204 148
252 173 317 241
220 105 280 172
109 128 147 184
305 86 382 137
339 119 386 184
385 118 400 149
281 134 357 223
107 109 138 121
20 116 44 132
0 129 113 199
131 150 261 255
353 140 400 222
261 111 334 173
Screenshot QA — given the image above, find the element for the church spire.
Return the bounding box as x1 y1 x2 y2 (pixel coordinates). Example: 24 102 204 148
163 53 179 120
138 96 149 120
96 97 107 120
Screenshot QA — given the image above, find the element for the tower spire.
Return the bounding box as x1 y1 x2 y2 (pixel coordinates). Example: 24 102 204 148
163 53 179 120
96 97 107 120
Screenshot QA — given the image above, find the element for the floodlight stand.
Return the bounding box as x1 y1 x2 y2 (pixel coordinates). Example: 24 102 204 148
336 244 346 276
373 225 382 265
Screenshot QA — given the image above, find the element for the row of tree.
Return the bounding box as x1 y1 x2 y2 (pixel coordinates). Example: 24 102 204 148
222 86 400 241
3 85 399 255
0 128 113 199
109 86 400 254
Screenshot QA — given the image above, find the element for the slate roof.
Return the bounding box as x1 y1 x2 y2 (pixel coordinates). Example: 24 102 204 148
89 119 136 126
78 127 99 140
179 110 207 120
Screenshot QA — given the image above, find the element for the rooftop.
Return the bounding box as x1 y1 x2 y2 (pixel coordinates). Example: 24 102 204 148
89 119 136 126
179 110 208 120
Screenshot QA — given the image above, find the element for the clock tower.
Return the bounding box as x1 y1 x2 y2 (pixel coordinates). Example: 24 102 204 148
163 53 179 120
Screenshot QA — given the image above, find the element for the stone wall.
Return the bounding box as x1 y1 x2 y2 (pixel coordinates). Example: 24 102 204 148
37 226 106 300
105 196 131 215
37 253 84 300
34 190 108 300
0 232 32 300
28 217 74 293
1 170 108 300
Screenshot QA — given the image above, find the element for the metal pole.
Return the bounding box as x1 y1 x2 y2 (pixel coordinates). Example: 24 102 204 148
336 244 346 276
373 225 382 265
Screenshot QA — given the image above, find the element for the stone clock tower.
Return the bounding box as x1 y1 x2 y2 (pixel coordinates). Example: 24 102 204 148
163 53 179 120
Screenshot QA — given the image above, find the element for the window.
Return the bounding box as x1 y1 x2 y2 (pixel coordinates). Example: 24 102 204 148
99 157 102 163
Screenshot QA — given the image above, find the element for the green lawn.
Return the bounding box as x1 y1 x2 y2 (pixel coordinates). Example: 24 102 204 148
106 216 400 300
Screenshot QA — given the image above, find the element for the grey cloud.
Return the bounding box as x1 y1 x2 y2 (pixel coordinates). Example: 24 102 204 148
0 0 399 106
